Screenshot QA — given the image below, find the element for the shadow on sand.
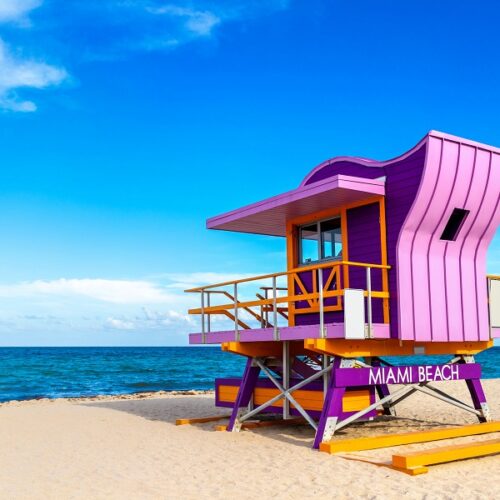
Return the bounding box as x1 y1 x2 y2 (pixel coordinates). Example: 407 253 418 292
80 395 463 449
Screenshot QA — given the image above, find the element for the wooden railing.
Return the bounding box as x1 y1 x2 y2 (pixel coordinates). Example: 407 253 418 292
186 260 391 342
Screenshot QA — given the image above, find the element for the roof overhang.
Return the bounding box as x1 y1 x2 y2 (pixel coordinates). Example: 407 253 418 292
207 174 385 237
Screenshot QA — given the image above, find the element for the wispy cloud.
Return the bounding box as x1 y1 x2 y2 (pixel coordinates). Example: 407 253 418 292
0 38 68 112
147 5 220 37
0 0 42 25
0 277 175 304
105 317 135 330
0 1 289 110
0 0 68 112
0 271 264 343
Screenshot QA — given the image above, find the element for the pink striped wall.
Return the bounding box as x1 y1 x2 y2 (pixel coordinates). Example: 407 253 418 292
397 133 500 341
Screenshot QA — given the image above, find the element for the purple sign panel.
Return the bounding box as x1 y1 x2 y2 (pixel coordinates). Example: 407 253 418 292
334 363 481 387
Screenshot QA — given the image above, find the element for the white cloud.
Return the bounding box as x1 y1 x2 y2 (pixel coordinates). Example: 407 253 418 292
0 278 175 304
163 272 257 290
105 317 135 330
0 1 291 109
0 271 271 344
0 0 42 25
147 5 220 36
0 38 68 112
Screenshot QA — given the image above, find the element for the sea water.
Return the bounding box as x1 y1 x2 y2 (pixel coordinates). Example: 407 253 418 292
0 346 498 403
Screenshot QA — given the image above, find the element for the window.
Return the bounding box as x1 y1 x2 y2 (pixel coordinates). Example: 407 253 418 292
299 223 319 264
299 217 342 265
440 208 470 241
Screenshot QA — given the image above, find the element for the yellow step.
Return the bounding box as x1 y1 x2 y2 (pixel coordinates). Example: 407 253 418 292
320 421 500 454
392 438 500 474
175 415 230 425
216 417 306 431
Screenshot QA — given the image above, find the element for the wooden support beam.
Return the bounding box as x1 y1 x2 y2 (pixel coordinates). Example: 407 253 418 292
305 338 493 357
216 417 306 431
175 415 230 426
320 421 500 453
392 438 500 475
221 341 312 358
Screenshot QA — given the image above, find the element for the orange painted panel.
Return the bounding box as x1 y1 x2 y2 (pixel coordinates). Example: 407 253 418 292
342 390 371 412
218 385 370 413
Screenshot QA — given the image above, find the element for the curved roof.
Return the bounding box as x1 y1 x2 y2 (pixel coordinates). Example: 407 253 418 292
206 131 500 240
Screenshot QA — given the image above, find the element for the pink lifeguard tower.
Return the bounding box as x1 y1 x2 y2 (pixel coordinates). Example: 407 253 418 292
186 131 500 450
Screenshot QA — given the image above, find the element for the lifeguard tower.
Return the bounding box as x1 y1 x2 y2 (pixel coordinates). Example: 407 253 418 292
185 131 500 452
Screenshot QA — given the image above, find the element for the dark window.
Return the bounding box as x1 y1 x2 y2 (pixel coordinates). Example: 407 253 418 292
440 208 470 241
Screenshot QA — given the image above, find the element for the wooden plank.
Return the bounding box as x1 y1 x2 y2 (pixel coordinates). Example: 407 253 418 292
175 415 230 426
216 417 306 431
320 421 500 454
305 338 493 357
392 438 500 473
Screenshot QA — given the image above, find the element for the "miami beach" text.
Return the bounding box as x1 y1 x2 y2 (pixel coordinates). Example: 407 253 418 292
368 364 460 385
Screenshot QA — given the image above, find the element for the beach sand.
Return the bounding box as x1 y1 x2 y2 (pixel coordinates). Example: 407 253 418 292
0 379 498 499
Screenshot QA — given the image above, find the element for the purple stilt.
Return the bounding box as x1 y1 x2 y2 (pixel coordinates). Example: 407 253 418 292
465 378 490 422
226 358 261 431
313 358 344 449
372 358 394 416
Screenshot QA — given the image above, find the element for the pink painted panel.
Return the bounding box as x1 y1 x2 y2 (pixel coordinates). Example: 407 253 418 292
411 138 457 341
397 133 500 342
397 137 443 341
441 144 475 342
456 149 490 341
472 152 500 340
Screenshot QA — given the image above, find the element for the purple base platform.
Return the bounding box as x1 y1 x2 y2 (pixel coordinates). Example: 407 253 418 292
216 376 378 422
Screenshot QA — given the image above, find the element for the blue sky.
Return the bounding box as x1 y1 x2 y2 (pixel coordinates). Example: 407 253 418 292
0 0 498 346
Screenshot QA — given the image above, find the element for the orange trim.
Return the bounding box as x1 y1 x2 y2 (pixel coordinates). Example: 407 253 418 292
186 259 391 293
221 341 314 358
323 266 338 292
286 221 296 326
284 196 385 325
392 438 500 475
378 198 390 323
340 207 349 289
304 339 493 357
189 288 390 315
286 195 382 228
293 273 315 308
320 422 500 454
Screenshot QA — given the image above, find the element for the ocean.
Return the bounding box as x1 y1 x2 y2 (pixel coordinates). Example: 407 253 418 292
0 346 498 403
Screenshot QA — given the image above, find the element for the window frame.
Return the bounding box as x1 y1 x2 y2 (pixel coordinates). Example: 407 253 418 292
297 215 343 267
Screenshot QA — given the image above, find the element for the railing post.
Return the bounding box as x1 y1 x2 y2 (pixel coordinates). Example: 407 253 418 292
201 290 206 344
272 276 278 340
318 268 325 338
322 354 328 399
283 341 290 419
366 267 372 338
206 291 211 333
234 283 239 342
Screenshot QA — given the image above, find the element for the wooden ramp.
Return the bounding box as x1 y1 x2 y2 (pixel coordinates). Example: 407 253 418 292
392 438 500 475
320 421 500 454
216 417 306 432
176 415 230 426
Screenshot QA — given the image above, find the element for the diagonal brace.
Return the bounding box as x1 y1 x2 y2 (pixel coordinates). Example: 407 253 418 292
256 359 318 431
237 361 332 426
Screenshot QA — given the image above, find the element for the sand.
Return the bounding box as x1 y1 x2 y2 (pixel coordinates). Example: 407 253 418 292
0 380 498 499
